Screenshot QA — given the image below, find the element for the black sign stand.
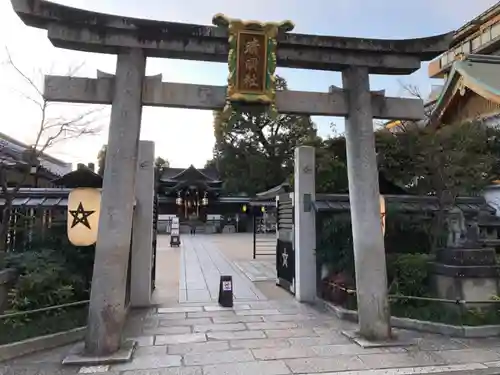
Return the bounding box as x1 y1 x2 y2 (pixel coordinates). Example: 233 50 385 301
218 275 233 308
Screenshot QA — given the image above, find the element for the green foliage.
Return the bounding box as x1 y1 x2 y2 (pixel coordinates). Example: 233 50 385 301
384 210 433 255
318 211 500 326
387 253 431 297
316 214 354 277
5 225 94 312
315 136 349 194
154 156 170 172
316 211 435 279
97 144 107 176
0 224 94 344
6 249 82 311
207 76 318 195
376 122 500 197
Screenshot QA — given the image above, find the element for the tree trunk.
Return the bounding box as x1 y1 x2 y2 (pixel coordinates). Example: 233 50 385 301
0 203 12 267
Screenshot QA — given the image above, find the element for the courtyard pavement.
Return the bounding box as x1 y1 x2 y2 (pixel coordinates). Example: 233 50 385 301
4 234 500 375
178 235 266 303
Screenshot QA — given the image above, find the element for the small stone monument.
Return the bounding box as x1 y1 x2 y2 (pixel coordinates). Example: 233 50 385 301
431 202 500 309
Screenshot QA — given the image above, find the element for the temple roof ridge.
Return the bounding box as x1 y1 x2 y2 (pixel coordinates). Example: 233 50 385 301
463 54 500 64
161 165 221 182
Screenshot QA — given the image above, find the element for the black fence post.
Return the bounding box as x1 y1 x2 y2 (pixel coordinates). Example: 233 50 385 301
253 214 256 259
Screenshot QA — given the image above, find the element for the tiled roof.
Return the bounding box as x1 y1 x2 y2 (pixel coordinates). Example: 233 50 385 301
160 165 220 182
431 54 500 125
313 194 491 214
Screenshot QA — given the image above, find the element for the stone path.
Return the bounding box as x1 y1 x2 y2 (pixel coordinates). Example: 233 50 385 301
234 259 276 281
179 235 266 303
6 299 500 375
5 235 500 374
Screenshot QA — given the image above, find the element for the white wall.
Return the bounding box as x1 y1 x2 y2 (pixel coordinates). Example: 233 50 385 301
484 185 500 217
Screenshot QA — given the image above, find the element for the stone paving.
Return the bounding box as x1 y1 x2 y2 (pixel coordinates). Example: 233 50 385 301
5 235 500 374
234 259 276 282
179 236 266 303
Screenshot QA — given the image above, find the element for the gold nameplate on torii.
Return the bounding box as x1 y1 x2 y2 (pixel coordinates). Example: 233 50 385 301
212 14 294 118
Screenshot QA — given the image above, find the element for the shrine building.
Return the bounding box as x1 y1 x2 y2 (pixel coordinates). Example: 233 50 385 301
386 2 500 132
157 165 273 233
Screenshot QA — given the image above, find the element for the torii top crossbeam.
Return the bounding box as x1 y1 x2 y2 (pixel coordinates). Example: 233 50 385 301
11 0 452 74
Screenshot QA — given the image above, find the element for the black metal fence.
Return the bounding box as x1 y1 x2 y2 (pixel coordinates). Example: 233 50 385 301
276 193 295 293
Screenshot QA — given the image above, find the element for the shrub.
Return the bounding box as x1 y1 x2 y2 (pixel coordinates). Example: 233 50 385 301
387 253 432 297
5 224 95 312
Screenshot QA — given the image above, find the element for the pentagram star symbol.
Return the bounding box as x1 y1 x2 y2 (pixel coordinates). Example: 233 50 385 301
282 248 289 268
69 202 95 230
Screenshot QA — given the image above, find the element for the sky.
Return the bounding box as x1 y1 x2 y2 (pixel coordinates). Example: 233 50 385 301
0 0 498 168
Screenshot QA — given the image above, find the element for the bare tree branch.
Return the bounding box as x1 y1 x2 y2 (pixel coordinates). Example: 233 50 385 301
0 48 102 257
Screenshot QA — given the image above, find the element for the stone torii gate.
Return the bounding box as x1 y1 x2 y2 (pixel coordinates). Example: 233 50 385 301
10 0 451 359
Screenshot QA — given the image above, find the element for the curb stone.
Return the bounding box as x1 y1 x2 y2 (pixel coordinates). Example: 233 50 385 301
0 326 85 362
319 299 500 338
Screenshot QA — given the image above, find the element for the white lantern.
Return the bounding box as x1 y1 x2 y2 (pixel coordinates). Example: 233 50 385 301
67 187 101 246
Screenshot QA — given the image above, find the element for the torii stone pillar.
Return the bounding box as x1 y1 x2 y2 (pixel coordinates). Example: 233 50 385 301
85 49 146 355
342 66 390 341
130 140 155 307
294 146 316 302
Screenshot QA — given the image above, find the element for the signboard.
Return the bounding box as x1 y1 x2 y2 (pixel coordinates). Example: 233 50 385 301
171 216 180 236
218 275 233 307
236 32 267 95
222 280 232 291
212 13 294 117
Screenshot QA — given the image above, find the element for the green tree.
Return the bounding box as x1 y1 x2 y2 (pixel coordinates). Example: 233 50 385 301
154 156 169 173
376 121 500 250
208 76 318 195
376 122 500 196
96 144 107 176
315 136 349 194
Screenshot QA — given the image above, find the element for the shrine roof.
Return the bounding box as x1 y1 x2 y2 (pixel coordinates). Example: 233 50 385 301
160 165 220 182
11 0 453 74
52 166 103 188
313 194 492 214
255 182 291 200
431 54 500 125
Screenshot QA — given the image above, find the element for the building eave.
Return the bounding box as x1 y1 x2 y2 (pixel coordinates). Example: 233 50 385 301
430 54 500 126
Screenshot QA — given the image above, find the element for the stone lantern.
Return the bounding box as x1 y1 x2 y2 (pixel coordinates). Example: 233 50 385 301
431 200 500 310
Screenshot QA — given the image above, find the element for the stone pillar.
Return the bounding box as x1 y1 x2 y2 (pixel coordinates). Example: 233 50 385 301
294 146 316 302
130 140 155 307
85 49 146 355
342 66 391 341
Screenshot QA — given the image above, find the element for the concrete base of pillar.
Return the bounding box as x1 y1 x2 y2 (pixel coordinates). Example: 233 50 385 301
341 330 415 348
62 340 137 366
